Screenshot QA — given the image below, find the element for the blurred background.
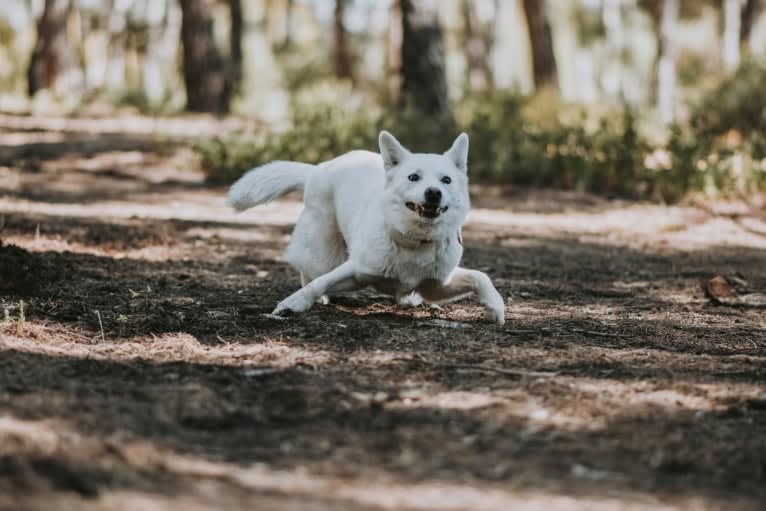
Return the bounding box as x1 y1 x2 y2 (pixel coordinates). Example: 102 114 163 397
3 5 766 508
2 0 766 201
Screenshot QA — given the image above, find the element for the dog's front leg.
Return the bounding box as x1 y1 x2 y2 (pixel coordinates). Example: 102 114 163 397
417 267 505 325
273 261 359 315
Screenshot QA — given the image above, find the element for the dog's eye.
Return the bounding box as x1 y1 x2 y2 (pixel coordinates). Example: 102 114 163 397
408 174 420 182
441 176 452 184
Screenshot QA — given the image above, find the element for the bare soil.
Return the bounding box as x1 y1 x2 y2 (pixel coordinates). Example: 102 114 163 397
0 116 765 511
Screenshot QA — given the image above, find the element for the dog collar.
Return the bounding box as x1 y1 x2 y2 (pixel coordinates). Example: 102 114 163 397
388 228 463 249
388 228 434 249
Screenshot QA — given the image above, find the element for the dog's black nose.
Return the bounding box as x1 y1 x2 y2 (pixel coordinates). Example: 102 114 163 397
424 187 442 204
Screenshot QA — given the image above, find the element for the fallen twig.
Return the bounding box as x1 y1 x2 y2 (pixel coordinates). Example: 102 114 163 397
441 363 560 378
571 328 629 340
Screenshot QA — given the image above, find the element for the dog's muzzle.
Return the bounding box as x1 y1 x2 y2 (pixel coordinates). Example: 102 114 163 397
405 202 449 219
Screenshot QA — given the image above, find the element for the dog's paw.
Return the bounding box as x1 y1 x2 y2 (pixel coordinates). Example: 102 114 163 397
397 292 424 307
481 290 506 325
484 304 505 325
272 291 315 316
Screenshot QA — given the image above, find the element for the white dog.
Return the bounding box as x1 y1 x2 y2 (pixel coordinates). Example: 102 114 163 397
228 131 505 324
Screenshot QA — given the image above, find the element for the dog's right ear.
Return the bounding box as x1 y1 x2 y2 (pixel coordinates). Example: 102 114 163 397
379 131 409 171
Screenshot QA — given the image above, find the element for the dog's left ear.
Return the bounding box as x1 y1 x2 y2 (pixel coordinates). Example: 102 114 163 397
445 133 469 173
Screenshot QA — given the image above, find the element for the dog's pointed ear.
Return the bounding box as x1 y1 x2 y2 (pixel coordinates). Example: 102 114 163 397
379 131 409 171
445 132 469 173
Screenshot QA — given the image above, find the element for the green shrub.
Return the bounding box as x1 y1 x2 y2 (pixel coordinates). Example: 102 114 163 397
196 85 766 202
690 59 766 152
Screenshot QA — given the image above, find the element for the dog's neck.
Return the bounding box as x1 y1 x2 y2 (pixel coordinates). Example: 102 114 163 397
386 224 462 250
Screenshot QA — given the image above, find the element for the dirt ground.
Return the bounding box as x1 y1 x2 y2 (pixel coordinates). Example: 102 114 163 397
0 115 765 511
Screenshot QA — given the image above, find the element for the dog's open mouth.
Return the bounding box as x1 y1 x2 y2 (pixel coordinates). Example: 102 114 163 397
405 202 448 219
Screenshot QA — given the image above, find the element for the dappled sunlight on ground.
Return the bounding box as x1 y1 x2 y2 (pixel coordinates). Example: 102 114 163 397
1 120 765 510
0 322 334 369
469 205 766 251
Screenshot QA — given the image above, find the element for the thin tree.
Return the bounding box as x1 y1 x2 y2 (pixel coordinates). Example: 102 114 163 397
642 0 679 123
178 0 229 113
521 0 557 89
460 0 493 91
229 0 243 96
27 0 80 95
334 0 353 81
740 0 761 54
386 0 404 104
265 0 294 48
399 0 450 120
656 0 679 123
602 0 625 99
723 0 743 71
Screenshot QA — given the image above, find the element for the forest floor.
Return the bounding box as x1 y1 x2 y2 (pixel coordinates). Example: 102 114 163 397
0 114 765 511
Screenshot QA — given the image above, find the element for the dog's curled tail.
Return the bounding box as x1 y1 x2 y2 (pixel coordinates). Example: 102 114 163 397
228 161 315 211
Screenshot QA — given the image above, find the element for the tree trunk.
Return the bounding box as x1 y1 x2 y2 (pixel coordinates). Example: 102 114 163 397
386 0 403 104
266 0 294 48
179 0 229 113
601 0 625 99
400 0 450 120
229 0 243 95
740 0 761 51
27 0 79 95
105 0 131 92
334 0 353 81
460 0 493 91
143 0 168 104
522 0 556 89
723 0 743 72
656 0 679 124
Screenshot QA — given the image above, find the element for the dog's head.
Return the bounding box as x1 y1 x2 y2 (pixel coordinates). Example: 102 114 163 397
379 131 470 240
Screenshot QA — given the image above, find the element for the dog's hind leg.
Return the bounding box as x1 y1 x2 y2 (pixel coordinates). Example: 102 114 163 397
301 272 330 305
285 206 347 298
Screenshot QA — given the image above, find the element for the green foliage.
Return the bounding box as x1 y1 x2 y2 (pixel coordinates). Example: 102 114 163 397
197 77 766 202
196 102 460 184
690 59 766 155
676 60 766 198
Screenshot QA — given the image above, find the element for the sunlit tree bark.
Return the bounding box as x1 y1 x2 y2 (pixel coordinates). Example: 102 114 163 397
105 0 133 92
492 0 533 94
601 0 625 99
546 0 579 100
265 0 294 48
460 0 493 91
656 0 679 123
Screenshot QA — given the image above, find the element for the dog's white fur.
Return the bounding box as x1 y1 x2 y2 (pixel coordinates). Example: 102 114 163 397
228 131 505 324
